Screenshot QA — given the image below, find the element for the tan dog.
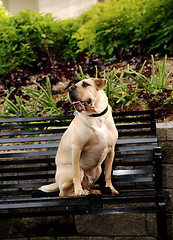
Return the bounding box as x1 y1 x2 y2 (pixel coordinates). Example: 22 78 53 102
39 78 118 196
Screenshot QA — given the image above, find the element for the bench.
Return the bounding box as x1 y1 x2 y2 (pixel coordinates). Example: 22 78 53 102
0 110 168 239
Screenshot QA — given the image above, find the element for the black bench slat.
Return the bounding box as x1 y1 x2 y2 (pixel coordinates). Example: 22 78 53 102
114 161 153 167
116 152 153 159
0 165 55 174
0 173 54 181
0 122 69 130
114 160 153 166
0 122 64 131
0 135 61 144
0 141 156 152
0 190 158 203
0 143 59 151
0 194 158 211
114 116 151 123
113 110 154 116
117 145 155 152
115 184 155 191
117 130 156 137
0 128 66 137
0 182 50 190
116 123 153 130
0 115 73 124
0 158 55 166
0 150 57 158
113 176 154 183
117 137 157 144
112 169 153 176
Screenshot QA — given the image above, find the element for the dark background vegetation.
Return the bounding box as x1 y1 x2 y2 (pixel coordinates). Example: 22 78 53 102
0 0 172 120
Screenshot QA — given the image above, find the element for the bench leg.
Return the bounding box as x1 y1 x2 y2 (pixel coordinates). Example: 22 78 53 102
156 204 168 240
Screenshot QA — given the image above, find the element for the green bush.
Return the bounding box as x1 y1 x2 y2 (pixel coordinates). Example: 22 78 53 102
132 0 173 53
0 0 172 74
73 0 173 57
0 9 59 74
0 5 10 20
56 18 81 60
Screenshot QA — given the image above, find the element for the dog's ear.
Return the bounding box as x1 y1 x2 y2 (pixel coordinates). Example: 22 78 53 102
93 78 107 90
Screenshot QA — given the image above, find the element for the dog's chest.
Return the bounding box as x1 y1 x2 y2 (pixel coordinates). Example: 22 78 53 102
92 124 110 144
80 127 114 170
81 124 116 163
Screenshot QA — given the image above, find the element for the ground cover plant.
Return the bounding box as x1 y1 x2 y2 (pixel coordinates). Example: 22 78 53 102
0 55 172 121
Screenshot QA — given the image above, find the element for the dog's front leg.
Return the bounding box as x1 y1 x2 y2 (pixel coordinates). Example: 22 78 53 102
72 148 88 196
104 148 119 194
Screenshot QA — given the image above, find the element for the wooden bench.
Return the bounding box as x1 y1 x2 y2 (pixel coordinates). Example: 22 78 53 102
0 110 168 239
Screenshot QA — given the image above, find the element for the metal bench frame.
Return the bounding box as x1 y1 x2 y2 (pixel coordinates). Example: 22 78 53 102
0 110 168 239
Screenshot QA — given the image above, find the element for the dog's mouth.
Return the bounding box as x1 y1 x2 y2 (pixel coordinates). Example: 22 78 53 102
70 96 91 107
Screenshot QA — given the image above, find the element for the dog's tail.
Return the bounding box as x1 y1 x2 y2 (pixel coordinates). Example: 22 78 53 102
39 182 59 192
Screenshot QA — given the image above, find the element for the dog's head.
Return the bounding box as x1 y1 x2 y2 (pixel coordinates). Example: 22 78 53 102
68 78 107 113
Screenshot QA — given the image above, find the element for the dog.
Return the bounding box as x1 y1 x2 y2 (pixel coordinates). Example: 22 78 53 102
39 78 118 196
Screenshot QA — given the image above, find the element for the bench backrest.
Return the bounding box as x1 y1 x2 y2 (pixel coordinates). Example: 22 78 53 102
0 110 160 199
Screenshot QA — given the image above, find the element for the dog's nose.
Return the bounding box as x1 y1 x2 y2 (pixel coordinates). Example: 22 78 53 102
68 85 76 93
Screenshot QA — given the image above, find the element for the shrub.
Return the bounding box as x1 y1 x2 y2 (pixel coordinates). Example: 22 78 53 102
0 5 10 20
73 0 173 58
0 0 173 75
0 9 59 74
132 0 173 54
56 18 81 60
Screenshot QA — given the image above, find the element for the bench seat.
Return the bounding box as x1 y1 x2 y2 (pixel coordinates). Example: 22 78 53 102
0 110 168 239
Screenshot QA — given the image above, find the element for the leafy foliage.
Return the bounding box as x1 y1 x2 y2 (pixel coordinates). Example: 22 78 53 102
0 0 173 74
73 0 173 58
0 77 63 118
0 9 58 74
0 55 172 119
125 55 173 93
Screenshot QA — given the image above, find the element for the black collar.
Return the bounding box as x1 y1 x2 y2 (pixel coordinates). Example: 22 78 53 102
89 106 108 117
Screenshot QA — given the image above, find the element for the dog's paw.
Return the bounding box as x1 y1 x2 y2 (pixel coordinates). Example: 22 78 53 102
111 187 119 195
105 183 119 195
89 189 102 195
75 188 89 196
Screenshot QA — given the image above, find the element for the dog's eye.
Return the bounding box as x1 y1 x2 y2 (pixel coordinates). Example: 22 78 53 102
82 82 89 88
87 99 91 105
